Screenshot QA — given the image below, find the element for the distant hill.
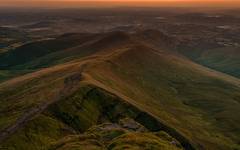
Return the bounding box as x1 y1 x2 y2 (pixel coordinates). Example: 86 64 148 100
195 47 240 78
0 33 99 69
175 39 240 78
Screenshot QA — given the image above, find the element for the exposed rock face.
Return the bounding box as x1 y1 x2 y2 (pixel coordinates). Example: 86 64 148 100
49 122 183 150
119 118 147 132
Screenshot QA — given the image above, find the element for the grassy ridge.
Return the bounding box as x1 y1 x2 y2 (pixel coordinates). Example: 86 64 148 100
1 85 183 150
86 44 240 149
0 31 240 149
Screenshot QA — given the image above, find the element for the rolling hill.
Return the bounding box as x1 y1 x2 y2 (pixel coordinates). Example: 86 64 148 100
195 47 240 78
0 30 240 150
174 36 240 79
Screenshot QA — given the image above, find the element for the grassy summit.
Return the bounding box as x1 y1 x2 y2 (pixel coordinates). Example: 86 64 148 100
0 31 239 150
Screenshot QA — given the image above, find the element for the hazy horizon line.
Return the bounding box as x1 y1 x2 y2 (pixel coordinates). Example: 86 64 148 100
1 0 240 8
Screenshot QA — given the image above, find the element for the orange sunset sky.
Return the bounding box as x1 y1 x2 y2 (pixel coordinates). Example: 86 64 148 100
0 0 239 7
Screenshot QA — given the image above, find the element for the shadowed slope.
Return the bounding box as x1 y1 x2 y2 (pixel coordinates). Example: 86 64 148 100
0 33 99 69
174 38 240 79
195 47 240 78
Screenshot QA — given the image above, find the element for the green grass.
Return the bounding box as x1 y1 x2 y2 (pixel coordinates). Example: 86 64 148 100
0 70 32 83
0 31 240 150
177 46 240 79
195 47 240 78
0 114 73 150
87 44 240 149
108 132 182 150
49 129 182 150
0 84 183 150
0 33 97 69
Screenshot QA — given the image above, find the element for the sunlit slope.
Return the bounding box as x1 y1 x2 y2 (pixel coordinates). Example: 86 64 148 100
0 31 240 150
86 44 240 149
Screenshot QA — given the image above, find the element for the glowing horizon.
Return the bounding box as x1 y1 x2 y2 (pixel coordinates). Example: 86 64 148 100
0 0 240 8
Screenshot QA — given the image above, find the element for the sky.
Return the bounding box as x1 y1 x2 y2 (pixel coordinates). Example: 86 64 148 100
0 0 240 8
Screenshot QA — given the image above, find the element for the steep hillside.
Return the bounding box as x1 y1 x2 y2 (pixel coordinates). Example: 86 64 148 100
195 47 240 78
175 37 240 79
0 33 99 69
0 31 240 150
86 43 240 150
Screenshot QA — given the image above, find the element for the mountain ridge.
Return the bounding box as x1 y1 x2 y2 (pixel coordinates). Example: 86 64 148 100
0 30 240 150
